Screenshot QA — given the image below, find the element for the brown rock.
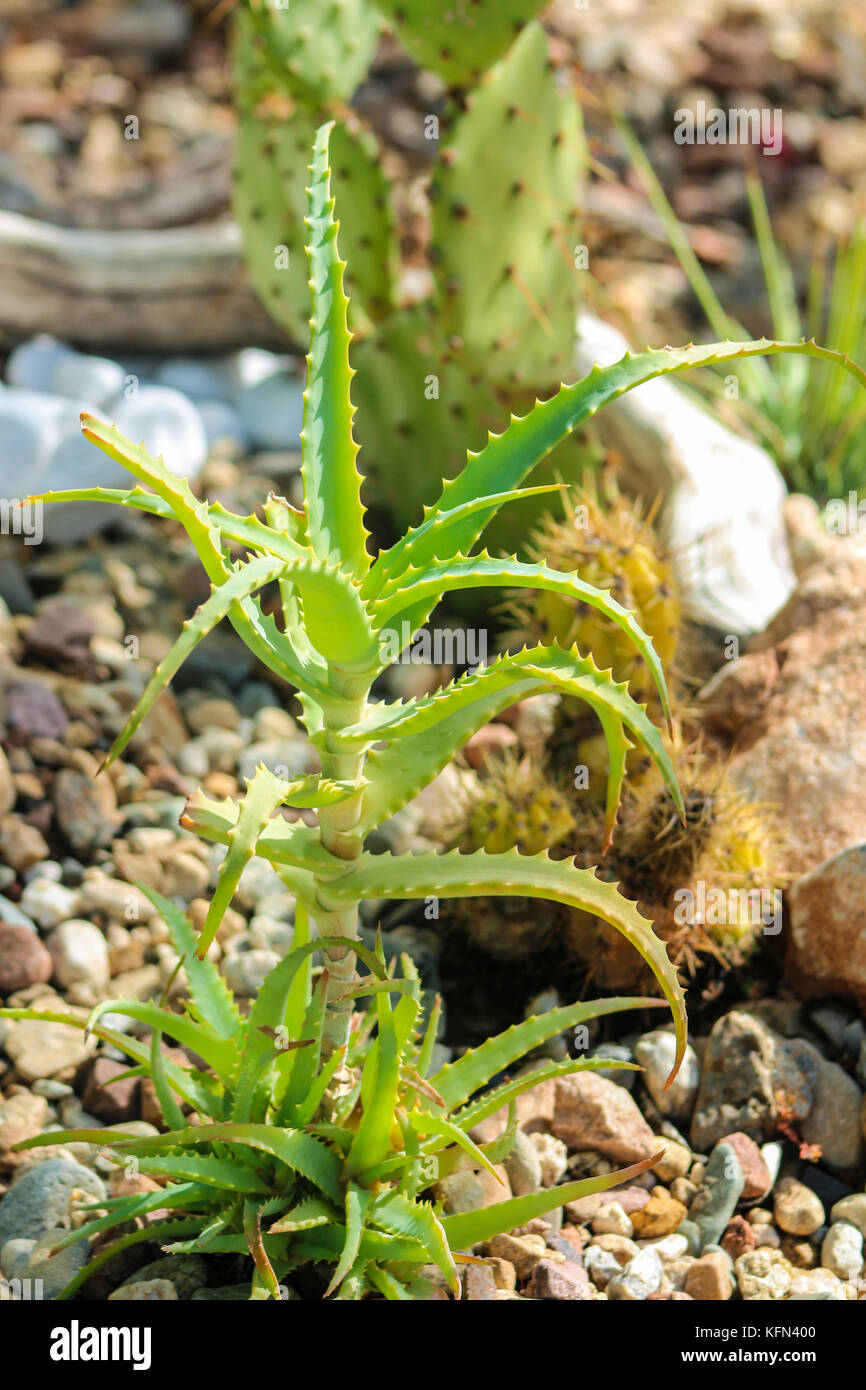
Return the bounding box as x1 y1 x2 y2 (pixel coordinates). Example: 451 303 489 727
4 679 69 742
462 1265 497 1301
24 600 97 676
464 723 518 769
80 1056 140 1123
563 1184 651 1224
720 1131 772 1201
525 1258 593 1300
0 815 49 871
469 1062 556 1143
0 922 53 995
486 1232 547 1279
697 650 779 736
685 1250 733 1301
630 1189 687 1238
648 1290 694 1300
0 1089 48 1167
552 1071 657 1164
787 846 866 1009
721 1215 756 1259
727 553 866 877
53 768 117 856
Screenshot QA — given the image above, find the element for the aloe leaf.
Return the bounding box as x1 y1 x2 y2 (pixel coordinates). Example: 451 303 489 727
104 1122 344 1204
139 887 241 1038
149 1027 186 1130
56 1221 206 1301
197 765 300 960
414 338 866 583
374 554 676 728
99 555 285 770
324 850 685 1079
363 483 566 597
406 1108 503 1185
244 1200 282 1298
301 120 370 578
452 1056 640 1134
231 935 386 1124
84 998 235 1080
181 787 337 877
0 1007 216 1114
268 1197 338 1235
326 1183 371 1296
133 1153 271 1195
427 994 665 1111
46 1183 214 1253
354 642 680 834
366 1264 413 1300
345 986 400 1180
441 1153 662 1249
369 1189 457 1294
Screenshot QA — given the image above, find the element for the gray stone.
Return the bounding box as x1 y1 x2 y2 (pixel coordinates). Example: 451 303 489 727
0 1158 105 1248
607 1246 664 1301
237 371 304 451
688 1142 745 1249
800 1055 865 1171
690 1011 814 1151
2 1227 89 1298
119 1254 208 1299
503 1130 543 1197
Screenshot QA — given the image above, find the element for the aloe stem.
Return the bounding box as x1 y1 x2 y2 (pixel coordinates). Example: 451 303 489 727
314 672 371 1093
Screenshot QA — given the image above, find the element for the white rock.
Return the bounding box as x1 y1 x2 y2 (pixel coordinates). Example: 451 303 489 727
789 1269 847 1300
607 1246 664 1301
46 920 110 989
221 948 279 998
226 347 291 398
18 879 80 930
0 388 92 486
574 312 795 635
634 1028 699 1119
592 1201 634 1237
640 1233 689 1261
5 335 71 391
155 356 235 401
196 399 250 451
821 1221 864 1281
583 1244 622 1289
107 385 207 477
237 372 304 451
51 352 125 407
237 738 318 783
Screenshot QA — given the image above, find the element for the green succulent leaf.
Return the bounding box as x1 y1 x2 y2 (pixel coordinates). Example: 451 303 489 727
442 1153 662 1249
327 855 686 1083
301 120 370 579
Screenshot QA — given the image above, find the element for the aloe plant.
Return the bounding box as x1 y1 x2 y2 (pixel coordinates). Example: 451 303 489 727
8 122 866 1300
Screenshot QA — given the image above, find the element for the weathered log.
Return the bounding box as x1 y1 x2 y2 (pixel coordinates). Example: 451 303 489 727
0 211 286 353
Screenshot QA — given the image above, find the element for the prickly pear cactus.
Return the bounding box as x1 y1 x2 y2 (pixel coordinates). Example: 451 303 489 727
430 21 584 387
235 108 396 343
375 0 549 87
238 0 381 108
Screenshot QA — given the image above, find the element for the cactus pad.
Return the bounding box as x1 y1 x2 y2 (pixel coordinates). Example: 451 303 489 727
429 21 584 386
234 108 396 343
376 0 549 87
237 0 381 108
